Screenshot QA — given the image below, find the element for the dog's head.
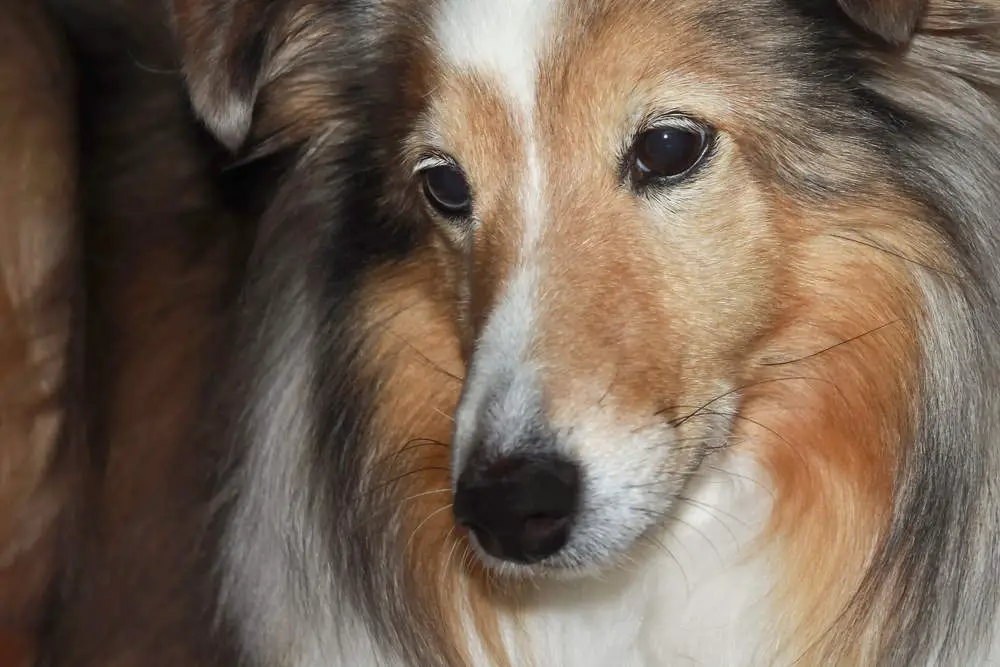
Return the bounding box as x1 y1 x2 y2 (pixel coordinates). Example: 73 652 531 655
168 0 1000 662
378 0 941 578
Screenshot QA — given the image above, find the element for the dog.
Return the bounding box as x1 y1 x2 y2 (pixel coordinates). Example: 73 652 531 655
42 0 1000 665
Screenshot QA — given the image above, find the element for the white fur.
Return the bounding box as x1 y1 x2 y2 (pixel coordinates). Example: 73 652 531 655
431 0 559 111
452 264 541 474
438 0 557 471
460 451 779 667
220 298 392 666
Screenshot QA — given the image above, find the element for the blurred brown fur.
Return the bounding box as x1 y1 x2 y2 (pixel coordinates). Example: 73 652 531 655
0 1 78 665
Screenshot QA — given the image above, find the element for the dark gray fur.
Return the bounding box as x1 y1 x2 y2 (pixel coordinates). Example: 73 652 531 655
843 4 1000 663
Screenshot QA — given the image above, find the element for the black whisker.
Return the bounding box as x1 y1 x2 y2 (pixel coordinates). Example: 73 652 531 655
369 437 451 474
760 319 902 367
598 357 622 409
691 409 797 451
369 466 451 494
384 329 465 383
657 375 842 427
828 233 958 279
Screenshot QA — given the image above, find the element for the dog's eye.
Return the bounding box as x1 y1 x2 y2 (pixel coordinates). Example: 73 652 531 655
421 164 472 217
628 123 713 187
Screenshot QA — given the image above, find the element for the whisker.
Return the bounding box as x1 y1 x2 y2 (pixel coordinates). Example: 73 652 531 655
369 438 450 474
627 507 693 562
691 408 798 452
432 406 455 423
828 233 957 279
675 495 741 546
385 329 466 383
704 463 776 500
615 546 642 576
598 357 622 409
439 526 460 592
659 375 844 427
760 319 902 367
370 466 451 494
355 488 453 528
638 533 690 598
632 506 723 563
677 494 748 530
401 488 453 503
404 503 455 555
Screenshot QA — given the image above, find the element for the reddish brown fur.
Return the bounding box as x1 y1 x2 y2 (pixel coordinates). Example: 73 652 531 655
744 196 937 663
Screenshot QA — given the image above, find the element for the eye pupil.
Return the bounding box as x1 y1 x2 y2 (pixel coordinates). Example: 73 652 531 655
422 164 472 216
631 124 711 184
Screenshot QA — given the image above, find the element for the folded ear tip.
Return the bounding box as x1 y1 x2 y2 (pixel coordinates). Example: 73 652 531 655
187 75 255 151
838 0 927 45
172 0 266 152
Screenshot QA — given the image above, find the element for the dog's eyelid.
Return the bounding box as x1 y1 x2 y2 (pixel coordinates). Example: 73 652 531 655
413 153 455 175
629 109 707 140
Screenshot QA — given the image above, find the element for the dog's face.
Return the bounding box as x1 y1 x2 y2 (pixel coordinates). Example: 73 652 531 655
398 0 919 575
156 0 997 661
166 0 928 597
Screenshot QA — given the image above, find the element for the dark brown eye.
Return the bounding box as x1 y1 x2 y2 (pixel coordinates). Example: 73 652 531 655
629 123 713 186
421 163 472 217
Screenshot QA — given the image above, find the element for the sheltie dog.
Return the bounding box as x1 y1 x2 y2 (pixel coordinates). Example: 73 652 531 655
43 0 1000 665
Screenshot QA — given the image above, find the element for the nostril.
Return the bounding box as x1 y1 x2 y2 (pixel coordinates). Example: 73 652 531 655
453 454 581 564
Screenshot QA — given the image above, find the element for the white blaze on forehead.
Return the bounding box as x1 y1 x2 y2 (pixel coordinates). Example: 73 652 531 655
431 0 561 111
429 0 560 249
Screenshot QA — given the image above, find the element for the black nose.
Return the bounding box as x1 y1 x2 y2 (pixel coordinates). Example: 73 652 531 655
453 454 581 564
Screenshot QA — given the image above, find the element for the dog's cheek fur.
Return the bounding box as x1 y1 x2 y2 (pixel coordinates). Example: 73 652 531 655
356 255 515 666
0 2 78 662
742 194 937 663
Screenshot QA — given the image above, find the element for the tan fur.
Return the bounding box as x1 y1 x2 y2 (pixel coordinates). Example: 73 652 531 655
360 255 514 666
0 1 77 659
744 195 940 663
405 73 528 336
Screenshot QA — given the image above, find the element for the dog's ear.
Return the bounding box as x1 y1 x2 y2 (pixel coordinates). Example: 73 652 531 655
837 0 928 45
170 0 274 151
